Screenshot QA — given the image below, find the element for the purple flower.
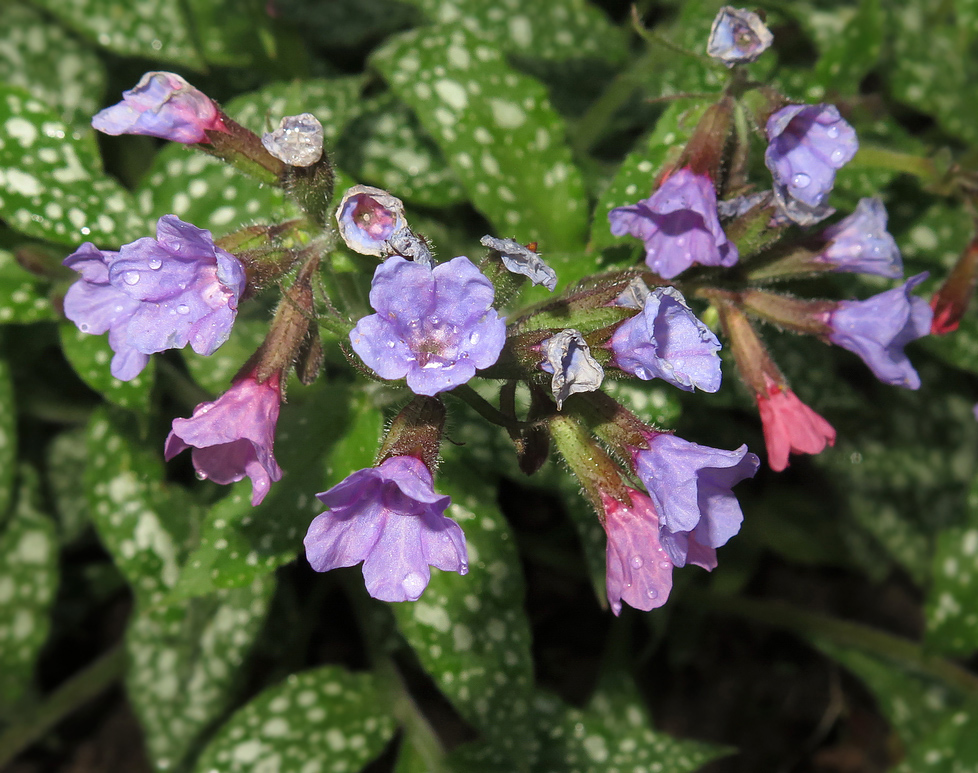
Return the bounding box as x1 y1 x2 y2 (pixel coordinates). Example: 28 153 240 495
827 273 933 389
63 215 246 380
818 198 903 278
350 256 506 396
601 489 674 615
164 373 283 506
765 104 858 209
609 168 738 279
335 185 408 257
633 434 759 568
706 6 774 67
92 71 227 144
610 286 722 392
304 455 468 602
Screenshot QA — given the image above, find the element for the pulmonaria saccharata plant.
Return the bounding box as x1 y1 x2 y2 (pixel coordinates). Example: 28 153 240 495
350 256 506 396
304 455 468 602
63 215 245 380
63 0 943 621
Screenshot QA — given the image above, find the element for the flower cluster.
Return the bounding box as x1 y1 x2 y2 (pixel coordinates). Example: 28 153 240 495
62 2 945 618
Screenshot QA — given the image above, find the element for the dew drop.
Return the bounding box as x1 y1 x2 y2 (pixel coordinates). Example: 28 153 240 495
647 589 659 599
195 470 209 481
402 571 427 598
826 125 840 139
148 258 162 270
387 340 396 348
176 304 190 315
630 555 644 569
468 331 480 345
830 149 846 164
791 173 811 189
659 560 672 569
123 271 140 285
79 323 89 332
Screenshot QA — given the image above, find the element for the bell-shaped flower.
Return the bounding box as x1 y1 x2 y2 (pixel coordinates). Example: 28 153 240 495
610 286 722 392
818 198 902 278
92 71 228 144
765 104 857 210
757 379 836 471
164 373 283 506
609 168 738 279
304 455 468 602
706 7 774 66
335 185 409 257
601 490 677 615
827 273 932 389
350 256 506 396
63 215 246 380
632 433 759 568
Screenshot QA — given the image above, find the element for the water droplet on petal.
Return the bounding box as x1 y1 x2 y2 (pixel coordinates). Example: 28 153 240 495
79 323 89 332
659 560 672 569
387 340 396 348
830 149 846 165
401 571 427 598
176 304 190 315
148 258 162 270
826 125 840 139
195 470 208 481
123 271 140 285
647 589 658 599
630 555 644 569
468 331 480 345
791 172 811 189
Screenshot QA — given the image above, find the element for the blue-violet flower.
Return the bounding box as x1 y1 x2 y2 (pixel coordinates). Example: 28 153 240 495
610 286 722 392
826 272 933 389
304 455 468 602
765 104 857 210
63 215 246 380
609 168 738 279
633 433 759 568
818 198 902 278
165 372 283 506
92 71 228 144
335 185 408 257
350 256 506 396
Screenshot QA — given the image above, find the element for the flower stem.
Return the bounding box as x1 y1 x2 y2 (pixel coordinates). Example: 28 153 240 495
851 145 937 180
0 644 127 768
448 384 525 433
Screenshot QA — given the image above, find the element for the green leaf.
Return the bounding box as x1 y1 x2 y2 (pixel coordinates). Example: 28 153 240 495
0 357 14 519
135 77 364 234
397 0 627 63
337 92 466 208
126 576 275 772
169 383 367 600
887 1 978 145
0 85 146 246
587 98 710 258
85 408 190 606
186 0 265 67
182 315 267 396
192 665 397 773
893 699 978 773
390 452 535 762
46 427 90 544
29 0 202 68
0 249 56 324
0 467 59 710
925 476 978 656
794 0 883 94
59 321 155 413
0 4 106 130
529 673 729 773
373 26 589 255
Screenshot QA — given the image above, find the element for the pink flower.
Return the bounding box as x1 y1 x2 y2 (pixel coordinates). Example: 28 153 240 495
92 71 228 144
164 373 283 505
601 490 676 615
756 380 836 471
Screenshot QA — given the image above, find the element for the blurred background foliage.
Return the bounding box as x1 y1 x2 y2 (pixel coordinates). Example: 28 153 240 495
1 0 977 771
